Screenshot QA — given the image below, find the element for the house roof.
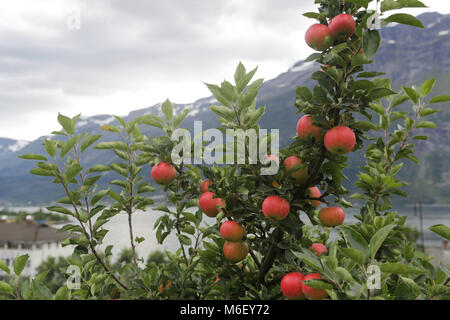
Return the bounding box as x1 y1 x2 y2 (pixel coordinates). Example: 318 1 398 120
0 223 70 242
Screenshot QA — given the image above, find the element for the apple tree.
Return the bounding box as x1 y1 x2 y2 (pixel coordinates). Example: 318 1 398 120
2 0 449 300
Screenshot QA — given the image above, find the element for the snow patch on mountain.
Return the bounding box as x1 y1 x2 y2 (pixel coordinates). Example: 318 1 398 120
288 61 315 73
8 140 30 152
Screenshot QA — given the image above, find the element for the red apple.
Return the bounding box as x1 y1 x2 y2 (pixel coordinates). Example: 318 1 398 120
319 207 345 227
297 115 323 143
199 192 225 218
301 273 329 300
223 241 248 262
305 24 333 51
328 13 356 42
200 179 211 193
280 272 305 300
310 243 328 257
151 162 177 185
308 187 322 208
283 156 308 183
220 221 246 242
324 126 356 155
262 195 290 221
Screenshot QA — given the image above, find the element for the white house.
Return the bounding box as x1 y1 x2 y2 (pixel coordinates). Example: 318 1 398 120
0 216 73 277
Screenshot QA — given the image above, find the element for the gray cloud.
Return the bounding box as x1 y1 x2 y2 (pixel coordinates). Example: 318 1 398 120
0 0 445 140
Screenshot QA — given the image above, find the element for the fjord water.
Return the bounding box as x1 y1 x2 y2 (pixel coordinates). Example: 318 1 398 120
8 205 450 260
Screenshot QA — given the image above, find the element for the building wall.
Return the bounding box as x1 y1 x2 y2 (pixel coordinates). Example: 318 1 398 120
0 241 73 277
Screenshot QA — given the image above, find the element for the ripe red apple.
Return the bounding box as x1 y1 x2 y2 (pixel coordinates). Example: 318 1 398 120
324 126 356 155
297 115 323 143
305 24 333 51
283 156 308 183
262 195 290 221
199 191 225 218
301 273 329 300
328 13 356 42
310 243 328 257
200 179 211 193
223 241 248 262
318 207 345 227
220 221 246 242
151 162 177 185
307 187 321 208
280 272 305 300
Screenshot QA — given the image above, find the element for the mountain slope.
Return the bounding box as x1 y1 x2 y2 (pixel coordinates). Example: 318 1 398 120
0 12 449 205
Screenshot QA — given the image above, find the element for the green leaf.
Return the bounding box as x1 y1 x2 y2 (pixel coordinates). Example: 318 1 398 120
234 62 246 84
346 0 370 8
177 234 192 246
339 225 370 257
210 105 236 122
420 78 436 97
29 168 55 177
302 279 333 290
14 254 30 276
402 86 420 104
369 224 395 259
55 286 70 300
363 29 381 59
415 121 436 129
44 139 57 158
419 108 439 117
392 94 410 108
46 206 73 215
304 53 322 63
140 116 164 129
81 135 102 152
429 95 450 104
352 121 378 132
340 247 366 265
380 262 427 275
161 99 173 122
384 13 424 28
0 281 13 294
87 165 111 173
61 135 79 158
57 113 75 135
370 88 397 99
19 154 48 161
236 66 257 94
429 224 450 240
369 103 385 115
0 260 10 274
173 109 190 129
293 252 323 272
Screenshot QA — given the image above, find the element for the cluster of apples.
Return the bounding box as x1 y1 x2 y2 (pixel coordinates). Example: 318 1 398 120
294 114 355 227
281 243 328 300
198 179 250 262
305 13 356 52
281 272 328 300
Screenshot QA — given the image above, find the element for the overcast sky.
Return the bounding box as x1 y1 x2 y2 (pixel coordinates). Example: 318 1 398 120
1 0 449 141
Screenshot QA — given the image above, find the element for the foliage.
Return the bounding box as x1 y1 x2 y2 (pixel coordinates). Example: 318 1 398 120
1 0 449 300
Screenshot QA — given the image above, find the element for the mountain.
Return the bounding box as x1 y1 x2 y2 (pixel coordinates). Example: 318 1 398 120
0 12 449 206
